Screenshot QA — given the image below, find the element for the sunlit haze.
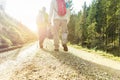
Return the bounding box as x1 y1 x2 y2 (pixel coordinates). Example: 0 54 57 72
5 0 92 32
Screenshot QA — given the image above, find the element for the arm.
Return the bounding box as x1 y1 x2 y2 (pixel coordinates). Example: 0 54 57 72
49 0 54 23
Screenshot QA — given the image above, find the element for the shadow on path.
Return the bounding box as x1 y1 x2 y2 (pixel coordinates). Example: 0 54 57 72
42 49 120 80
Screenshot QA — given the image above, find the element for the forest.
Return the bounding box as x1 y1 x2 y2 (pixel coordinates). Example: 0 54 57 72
68 0 120 56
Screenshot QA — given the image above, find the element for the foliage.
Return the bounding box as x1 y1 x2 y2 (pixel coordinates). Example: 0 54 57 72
68 0 120 56
0 10 37 48
68 15 76 43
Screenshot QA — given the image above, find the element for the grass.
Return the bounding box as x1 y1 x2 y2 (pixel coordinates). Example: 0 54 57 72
0 11 37 47
69 44 120 62
0 35 12 46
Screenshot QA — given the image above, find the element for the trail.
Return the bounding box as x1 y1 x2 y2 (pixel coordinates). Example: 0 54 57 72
0 39 120 80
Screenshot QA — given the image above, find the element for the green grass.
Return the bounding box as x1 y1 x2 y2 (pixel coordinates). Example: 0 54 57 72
69 44 120 62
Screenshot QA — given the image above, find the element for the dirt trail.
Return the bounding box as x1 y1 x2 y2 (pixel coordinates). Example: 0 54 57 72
0 40 120 80
69 46 120 71
0 42 38 80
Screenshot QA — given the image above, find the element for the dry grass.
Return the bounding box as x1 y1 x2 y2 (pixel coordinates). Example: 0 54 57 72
70 44 120 62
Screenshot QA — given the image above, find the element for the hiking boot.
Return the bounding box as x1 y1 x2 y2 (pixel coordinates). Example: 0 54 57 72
39 41 43 49
40 44 43 48
54 49 59 51
62 44 68 51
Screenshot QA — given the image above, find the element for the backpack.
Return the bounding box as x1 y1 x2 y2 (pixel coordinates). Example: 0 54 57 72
56 0 66 16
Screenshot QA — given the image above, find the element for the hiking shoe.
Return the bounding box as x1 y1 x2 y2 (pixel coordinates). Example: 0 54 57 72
40 45 43 48
63 44 68 51
54 49 59 51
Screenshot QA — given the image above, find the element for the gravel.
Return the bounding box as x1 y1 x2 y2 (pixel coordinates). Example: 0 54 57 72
10 48 120 80
1 40 120 80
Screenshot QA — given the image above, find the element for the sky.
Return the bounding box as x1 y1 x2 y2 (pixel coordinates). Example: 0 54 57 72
5 0 92 32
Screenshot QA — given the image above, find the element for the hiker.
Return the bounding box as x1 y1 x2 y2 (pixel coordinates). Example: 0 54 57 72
36 7 48 48
49 0 71 51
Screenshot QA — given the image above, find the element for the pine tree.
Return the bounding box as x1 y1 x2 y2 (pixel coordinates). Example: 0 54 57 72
95 0 107 50
80 2 88 45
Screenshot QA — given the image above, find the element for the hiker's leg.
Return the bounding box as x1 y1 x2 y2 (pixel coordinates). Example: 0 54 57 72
61 20 68 45
61 20 68 51
39 31 44 48
39 27 46 48
37 24 42 48
53 19 60 50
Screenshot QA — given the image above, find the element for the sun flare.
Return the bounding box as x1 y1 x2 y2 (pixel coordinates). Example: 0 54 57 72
5 0 91 32
5 0 51 32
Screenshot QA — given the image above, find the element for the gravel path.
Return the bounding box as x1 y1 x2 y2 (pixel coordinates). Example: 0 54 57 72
10 49 87 80
69 47 120 71
0 42 38 80
0 40 120 80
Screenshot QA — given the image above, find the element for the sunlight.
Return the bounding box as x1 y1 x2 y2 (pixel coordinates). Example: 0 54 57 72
5 0 92 32
5 0 51 32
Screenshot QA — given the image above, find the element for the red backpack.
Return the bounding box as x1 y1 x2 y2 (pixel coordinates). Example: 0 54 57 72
56 0 66 16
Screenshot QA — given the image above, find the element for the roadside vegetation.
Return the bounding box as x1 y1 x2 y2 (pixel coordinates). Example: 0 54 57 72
70 44 120 62
68 0 120 57
0 10 37 49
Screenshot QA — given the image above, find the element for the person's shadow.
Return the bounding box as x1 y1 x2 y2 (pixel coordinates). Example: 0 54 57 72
41 48 120 79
